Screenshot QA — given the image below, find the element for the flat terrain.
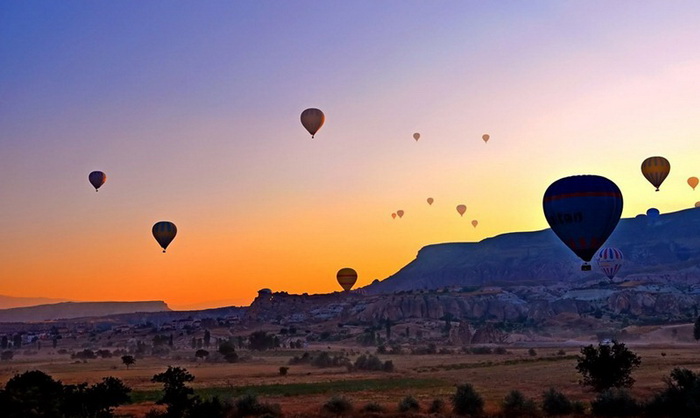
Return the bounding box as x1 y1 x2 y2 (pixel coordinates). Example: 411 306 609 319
2 340 699 416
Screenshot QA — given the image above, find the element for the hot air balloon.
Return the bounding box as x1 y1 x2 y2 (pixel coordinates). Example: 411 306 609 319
413 133 420 141
543 175 623 270
646 208 660 219
337 267 357 292
88 171 106 192
391 213 396 219
152 221 177 253
688 177 699 190
597 247 623 281
696 201 700 208
300 108 325 138
641 156 670 191
396 210 404 218
427 197 434 205
471 220 478 228
456 205 466 217
482 134 490 143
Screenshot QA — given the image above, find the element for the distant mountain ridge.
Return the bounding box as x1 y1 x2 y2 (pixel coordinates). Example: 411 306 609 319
0 301 170 323
0 295 69 310
366 208 700 294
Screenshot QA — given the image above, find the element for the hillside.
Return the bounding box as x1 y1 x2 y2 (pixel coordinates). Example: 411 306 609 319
0 301 170 323
0 295 69 310
365 208 700 294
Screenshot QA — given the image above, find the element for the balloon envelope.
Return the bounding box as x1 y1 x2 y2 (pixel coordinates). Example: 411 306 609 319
413 133 420 141
696 201 700 208
427 197 434 205
597 247 623 280
391 213 396 219
688 177 699 190
88 171 106 191
336 267 357 291
543 175 623 269
641 156 670 191
300 108 325 138
456 204 466 216
482 134 490 143
152 221 177 253
471 220 478 228
396 210 404 218
646 208 660 218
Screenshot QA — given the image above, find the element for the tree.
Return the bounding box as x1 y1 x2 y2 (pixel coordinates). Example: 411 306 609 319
1 370 64 417
452 383 484 416
121 355 135 370
576 341 641 392
203 330 211 347
13 334 21 348
218 341 238 363
248 331 279 351
694 316 700 341
195 349 209 361
1 335 7 349
152 366 197 417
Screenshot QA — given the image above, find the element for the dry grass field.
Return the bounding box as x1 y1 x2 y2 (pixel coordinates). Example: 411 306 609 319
2 338 699 417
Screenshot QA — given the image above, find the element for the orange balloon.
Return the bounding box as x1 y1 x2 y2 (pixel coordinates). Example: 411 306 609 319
391 213 396 219
396 210 404 218
471 220 478 228
427 197 434 205
482 134 490 143
301 108 325 138
688 177 699 190
456 204 466 216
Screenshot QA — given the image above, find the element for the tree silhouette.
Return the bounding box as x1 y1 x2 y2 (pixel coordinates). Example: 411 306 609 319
121 355 135 370
152 366 197 417
576 341 641 392
694 316 700 341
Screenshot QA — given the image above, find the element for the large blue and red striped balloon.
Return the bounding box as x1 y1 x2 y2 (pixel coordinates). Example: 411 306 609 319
597 247 624 280
543 175 623 270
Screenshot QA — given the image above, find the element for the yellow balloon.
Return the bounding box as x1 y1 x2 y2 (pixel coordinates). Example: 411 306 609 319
688 177 699 190
301 108 325 138
427 197 434 205
336 267 357 292
396 210 404 218
482 134 490 143
456 204 466 216
641 156 670 191
413 132 420 141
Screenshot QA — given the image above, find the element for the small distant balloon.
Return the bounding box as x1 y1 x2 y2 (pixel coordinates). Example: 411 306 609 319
396 210 404 218
471 220 478 228
88 171 106 192
646 208 660 219
336 267 357 292
597 247 624 281
641 156 670 191
300 108 325 138
456 204 466 217
413 133 420 141
152 221 177 253
391 213 396 219
427 197 434 205
482 134 490 143
688 177 699 190
696 201 700 208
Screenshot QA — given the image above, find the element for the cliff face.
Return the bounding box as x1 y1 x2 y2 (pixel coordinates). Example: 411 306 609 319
365 208 700 294
0 301 170 323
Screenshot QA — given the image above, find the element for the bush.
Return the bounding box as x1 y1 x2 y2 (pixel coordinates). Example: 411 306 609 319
279 366 289 376
353 354 392 372
322 396 353 415
591 389 640 417
235 393 281 417
469 346 493 355
502 390 538 417
576 341 641 392
361 402 384 413
428 398 445 413
452 383 484 416
398 395 420 412
528 348 537 356
494 347 508 355
542 388 573 416
646 367 700 417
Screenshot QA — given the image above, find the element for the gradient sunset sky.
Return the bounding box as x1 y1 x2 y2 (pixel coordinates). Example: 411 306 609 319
1 1 699 309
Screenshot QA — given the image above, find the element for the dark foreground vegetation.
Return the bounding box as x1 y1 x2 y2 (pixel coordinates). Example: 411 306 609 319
2 342 700 417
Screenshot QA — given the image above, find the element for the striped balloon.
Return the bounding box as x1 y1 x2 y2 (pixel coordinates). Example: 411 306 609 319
597 247 623 280
152 221 177 253
336 267 358 292
641 156 670 191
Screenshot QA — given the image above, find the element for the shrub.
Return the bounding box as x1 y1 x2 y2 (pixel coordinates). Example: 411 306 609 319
542 388 573 415
398 395 420 412
235 392 281 417
470 346 493 355
646 367 700 417
361 402 384 413
428 398 445 413
279 366 289 376
591 389 640 417
528 348 537 356
576 341 641 392
452 383 484 416
322 396 353 415
502 390 538 417
494 346 508 355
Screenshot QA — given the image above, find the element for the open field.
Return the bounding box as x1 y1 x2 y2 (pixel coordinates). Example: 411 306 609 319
2 341 700 416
